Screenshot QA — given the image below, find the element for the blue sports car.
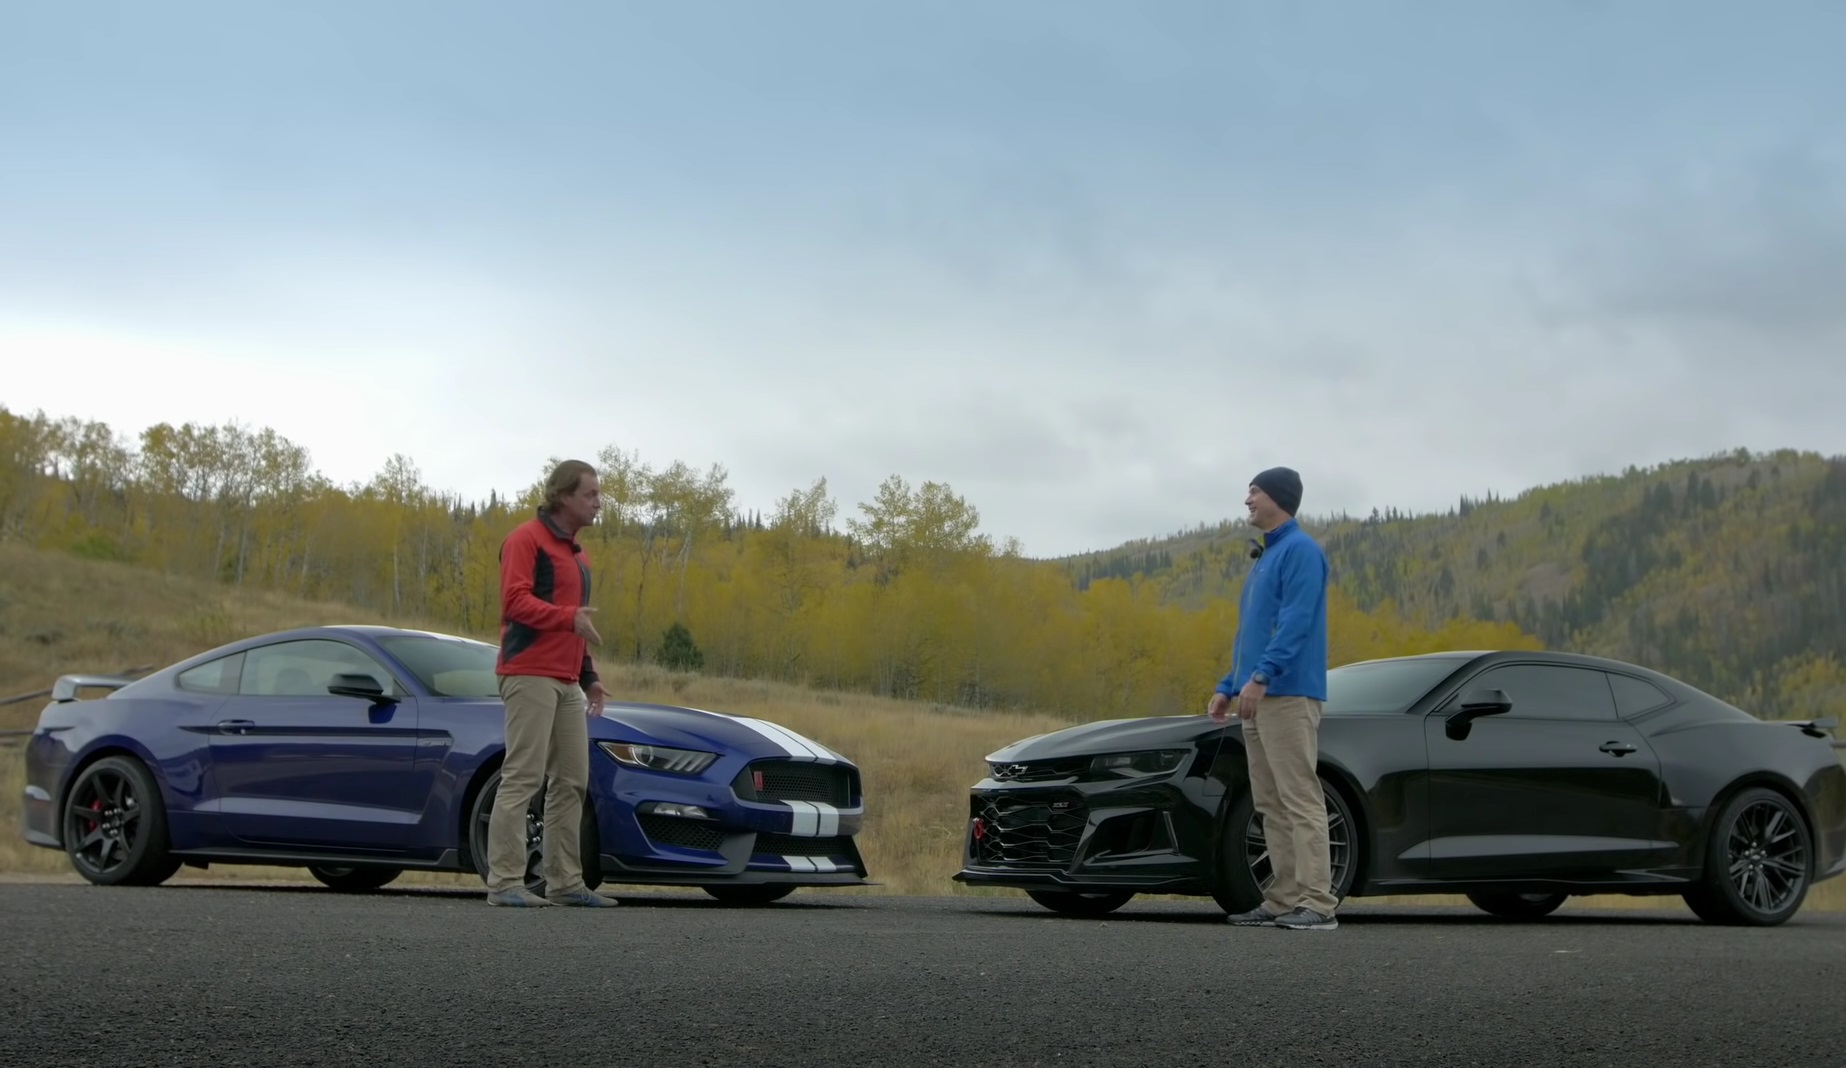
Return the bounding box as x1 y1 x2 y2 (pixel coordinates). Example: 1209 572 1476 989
19 625 870 904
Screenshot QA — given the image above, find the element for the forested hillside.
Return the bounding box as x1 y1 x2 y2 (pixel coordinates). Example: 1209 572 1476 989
1061 449 1846 719
1 403 1539 720
9 402 1838 720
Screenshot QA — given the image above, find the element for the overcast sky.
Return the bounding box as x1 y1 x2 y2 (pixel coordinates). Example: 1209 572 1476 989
3 0 1842 557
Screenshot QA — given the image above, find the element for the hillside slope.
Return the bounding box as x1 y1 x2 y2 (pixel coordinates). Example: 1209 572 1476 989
1060 449 1846 719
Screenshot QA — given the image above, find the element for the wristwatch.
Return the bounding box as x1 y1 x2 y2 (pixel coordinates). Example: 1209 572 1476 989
1251 671 1269 686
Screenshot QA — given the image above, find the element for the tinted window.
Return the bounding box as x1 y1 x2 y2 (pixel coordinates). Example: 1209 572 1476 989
1323 658 1465 714
240 640 400 697
377 634 501 698
1453 664 1617 721
1607 673 1672 716
176 652 243 695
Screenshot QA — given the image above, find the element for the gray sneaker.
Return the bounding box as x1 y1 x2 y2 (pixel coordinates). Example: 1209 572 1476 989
1226 906 1279 926
546 889 620 907
485 888 552 907
1274 907 1338 930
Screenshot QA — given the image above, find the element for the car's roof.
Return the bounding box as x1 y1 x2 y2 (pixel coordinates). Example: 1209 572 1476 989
156 624 489 669
1340 648 1685 681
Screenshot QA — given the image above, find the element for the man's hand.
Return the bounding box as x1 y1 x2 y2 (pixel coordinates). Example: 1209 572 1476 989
1238 678 1267 720
574 607 602 645
586 679 608 718
1207 692 1233 723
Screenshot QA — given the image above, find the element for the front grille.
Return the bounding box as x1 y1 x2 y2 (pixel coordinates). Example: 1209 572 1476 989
638 814 725 852
755 833 853 855
988 756 1090 783
972 795 1087 868
734 760 853 806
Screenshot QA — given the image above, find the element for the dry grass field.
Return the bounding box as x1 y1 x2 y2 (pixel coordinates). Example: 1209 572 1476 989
4 542 1840 914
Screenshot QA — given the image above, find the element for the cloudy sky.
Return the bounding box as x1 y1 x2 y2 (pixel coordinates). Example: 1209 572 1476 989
3 0 1842 557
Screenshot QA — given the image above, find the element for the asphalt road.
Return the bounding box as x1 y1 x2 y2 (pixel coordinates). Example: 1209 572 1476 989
2 882 1840 1068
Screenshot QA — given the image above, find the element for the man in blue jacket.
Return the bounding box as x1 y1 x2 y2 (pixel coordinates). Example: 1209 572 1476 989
1207 466 1336 930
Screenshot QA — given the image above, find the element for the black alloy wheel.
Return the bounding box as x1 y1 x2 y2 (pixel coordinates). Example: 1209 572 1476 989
1466 891 1569 919
308 864 404 892
62 755 182 887
1213 779 1357 915
1684 786 1811 926
467 770 603 895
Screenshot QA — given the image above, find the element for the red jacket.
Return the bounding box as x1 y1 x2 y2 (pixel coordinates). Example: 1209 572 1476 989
496 511 598 688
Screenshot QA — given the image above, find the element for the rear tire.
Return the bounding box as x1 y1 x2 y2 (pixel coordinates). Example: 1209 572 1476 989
62 755 181 887
1683 786 1811 927
1466 891 1568 919
308 865 404 892
1025 889 1135 917
468 769 603 895
703 884 797 907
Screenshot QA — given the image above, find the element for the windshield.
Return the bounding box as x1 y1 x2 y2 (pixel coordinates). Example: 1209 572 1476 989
1322 657 1468 714
377 634 502 698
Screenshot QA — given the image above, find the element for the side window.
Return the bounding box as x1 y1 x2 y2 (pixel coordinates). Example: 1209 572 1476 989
1607 672 1672 717
176 652 244 695
1456 664 1618 721
239 640 400 697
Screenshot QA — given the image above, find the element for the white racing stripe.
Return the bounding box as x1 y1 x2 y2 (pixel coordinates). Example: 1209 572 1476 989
741 717 835 762
780 855 837 873
682 707 842 763
782 800 840 836
786 800 819 836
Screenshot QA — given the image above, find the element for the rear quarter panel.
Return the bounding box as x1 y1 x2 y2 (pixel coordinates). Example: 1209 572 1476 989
1638 710 1846 879
24 693 224 850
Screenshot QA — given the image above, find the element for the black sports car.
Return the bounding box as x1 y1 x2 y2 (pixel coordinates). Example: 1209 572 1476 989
954 649 1846 926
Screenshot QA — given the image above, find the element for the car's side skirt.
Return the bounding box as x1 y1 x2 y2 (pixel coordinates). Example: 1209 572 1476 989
164 847 467 871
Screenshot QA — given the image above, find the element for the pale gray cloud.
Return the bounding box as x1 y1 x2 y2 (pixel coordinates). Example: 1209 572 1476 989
3 1 1843 558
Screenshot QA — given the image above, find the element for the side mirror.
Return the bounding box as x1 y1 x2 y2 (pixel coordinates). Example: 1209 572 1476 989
328 673 396 703
1444 688 1511 740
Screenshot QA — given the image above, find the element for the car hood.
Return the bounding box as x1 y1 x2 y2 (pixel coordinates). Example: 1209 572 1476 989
590 701 855 765
986 715 1225 762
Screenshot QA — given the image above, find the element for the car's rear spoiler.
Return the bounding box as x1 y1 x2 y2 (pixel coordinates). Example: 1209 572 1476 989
0 664 152 708
50 674 139 703
1786 715 1841 744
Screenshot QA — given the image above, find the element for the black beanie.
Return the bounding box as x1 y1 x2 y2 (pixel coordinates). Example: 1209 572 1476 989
1251 466 1303 516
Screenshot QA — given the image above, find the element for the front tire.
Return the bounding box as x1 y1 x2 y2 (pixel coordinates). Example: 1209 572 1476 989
1025 889 1136 917
1212 777 1356 915
1683 786 1812 927
308 865 404 892
1467 891 1568 919
62 755 182 887
703 884 797 907
467 770 603 896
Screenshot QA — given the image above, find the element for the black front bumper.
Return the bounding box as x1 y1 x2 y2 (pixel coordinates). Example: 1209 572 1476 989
951 779 1216 895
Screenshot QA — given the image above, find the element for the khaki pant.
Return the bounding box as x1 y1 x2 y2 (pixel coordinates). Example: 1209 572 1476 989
486 675 590 895
1244 694 1338 916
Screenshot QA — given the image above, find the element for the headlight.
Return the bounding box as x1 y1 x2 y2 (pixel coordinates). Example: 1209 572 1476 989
1087 749 1188 778
598 741 718 775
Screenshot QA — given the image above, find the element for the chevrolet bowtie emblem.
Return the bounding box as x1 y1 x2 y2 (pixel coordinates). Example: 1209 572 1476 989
994 763 1029 780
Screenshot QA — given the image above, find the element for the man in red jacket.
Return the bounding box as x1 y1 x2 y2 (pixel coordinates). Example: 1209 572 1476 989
484 458 618 907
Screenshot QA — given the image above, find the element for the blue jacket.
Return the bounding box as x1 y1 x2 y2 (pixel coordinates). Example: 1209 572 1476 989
1216 518 1330 701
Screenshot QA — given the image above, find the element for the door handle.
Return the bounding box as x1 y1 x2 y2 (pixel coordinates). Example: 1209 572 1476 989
215 719 255 735
1599 741 1637 756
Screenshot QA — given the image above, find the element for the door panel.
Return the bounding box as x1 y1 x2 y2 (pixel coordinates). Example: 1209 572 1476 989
1423 663 1670 881
205 638 429 853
